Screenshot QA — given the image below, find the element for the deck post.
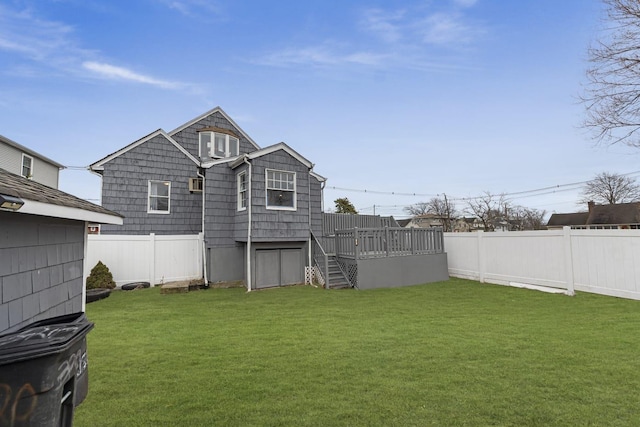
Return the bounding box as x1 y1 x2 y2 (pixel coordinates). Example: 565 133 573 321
354 227 360 260
411 228 416 255
324 254 330 289
385 226 389 257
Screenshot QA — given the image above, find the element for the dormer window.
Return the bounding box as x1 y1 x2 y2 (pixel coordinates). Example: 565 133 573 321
198 128 239 159
21 154 33 179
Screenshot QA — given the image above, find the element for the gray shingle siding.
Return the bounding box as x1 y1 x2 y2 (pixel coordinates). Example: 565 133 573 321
310 177 323 236
99 134 202 235
203 165 237 246
0 212 85 335
171 111 257 159
250 150 311 242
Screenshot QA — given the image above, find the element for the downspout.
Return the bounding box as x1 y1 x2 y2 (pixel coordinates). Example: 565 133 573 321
308 166 313 270
242 156 253 292
197 168 208 288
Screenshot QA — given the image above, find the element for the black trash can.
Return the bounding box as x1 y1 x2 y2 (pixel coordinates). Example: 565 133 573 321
0 313 94 427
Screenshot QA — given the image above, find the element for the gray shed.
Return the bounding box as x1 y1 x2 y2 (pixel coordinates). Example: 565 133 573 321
0 168 122 335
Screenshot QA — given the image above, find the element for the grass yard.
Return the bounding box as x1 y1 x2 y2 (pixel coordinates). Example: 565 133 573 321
74 278 640 426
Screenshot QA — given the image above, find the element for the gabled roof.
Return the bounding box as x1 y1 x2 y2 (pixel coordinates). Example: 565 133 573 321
547 202 640 227
547 212 589 227
0 168 122 224
90 129 199 171
227 142 327 182
588 202 640 225
168 106 260 151
0 134 65 169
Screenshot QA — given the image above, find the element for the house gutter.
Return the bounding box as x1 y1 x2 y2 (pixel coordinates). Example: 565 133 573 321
197 167 208 288
242 156 253 292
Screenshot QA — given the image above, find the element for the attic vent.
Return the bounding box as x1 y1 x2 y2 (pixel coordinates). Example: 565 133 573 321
189 178 203 193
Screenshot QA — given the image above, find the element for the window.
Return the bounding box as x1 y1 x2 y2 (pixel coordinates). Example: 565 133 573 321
21 154 33 178
266 169 296 210
148 181 170 214
237 172 247 211
199 131 239 159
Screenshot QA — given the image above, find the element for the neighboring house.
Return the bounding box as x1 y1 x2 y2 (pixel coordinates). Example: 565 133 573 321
396 218 411 228
0 167 122 335
89 107 326 290
0 134 65 188
453 217 484 232
547 201 640 230
403 214 448 229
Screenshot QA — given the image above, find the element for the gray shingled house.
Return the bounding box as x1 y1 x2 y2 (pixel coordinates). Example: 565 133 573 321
90 107 325 290
0 168 122 335
547 201 640 230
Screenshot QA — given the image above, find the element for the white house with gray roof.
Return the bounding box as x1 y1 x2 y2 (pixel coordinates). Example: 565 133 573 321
0 134 65 188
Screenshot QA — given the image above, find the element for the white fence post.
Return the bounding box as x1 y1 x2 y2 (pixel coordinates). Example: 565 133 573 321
149 233 156 286
563 226 575 296
477 231 485 283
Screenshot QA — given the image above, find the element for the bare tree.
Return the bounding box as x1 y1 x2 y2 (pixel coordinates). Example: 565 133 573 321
426 195 457 232
464 192 506 231
509 206 548 230
582 0 640 147
403 202 430 216
579 171 640 204
405 196 457 231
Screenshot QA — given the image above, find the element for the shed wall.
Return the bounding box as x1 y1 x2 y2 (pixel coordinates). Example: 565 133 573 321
0 212 85 335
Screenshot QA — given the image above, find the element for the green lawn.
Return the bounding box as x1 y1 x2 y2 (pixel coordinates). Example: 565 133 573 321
74 279 640 426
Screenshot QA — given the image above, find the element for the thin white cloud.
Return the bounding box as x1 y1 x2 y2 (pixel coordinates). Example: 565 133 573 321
0 3 193 90
158 0 222 18
360 8 405 43
418 13 478 45
259 44 388 68
453 0 479 8
82 61 184 89
257 2 484 72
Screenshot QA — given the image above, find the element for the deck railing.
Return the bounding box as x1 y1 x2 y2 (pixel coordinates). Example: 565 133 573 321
335 227 444 260
311 232 330 288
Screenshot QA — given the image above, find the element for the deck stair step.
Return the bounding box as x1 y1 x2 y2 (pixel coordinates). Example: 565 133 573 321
325 256 352 289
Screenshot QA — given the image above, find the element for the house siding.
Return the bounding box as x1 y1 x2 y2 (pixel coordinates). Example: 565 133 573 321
0 142 60 188
203 164 245 283
310 177 323 236
0 212 84 335
250 150 312 242
99 134 202 235
171 111 257 160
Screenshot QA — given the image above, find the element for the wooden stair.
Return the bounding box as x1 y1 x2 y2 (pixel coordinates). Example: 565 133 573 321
326 256 351 289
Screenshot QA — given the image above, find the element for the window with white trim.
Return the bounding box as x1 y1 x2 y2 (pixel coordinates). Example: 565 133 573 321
237 171 247 211
148 181 171 214
21 154 33 179
266 169 296 210
199 131 239 159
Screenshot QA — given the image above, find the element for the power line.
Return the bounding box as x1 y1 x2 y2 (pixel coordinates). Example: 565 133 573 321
327 170 640 203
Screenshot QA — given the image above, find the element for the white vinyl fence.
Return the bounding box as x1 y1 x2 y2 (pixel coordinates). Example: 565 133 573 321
444 227 640 300
86 233 203 287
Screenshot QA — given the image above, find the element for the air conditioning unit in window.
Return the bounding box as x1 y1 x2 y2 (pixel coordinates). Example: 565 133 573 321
189 178 203 193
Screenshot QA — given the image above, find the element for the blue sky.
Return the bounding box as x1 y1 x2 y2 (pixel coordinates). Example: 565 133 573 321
1 0 639 219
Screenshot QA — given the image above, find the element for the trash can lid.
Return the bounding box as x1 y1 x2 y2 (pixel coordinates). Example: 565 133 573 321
0 314 93 365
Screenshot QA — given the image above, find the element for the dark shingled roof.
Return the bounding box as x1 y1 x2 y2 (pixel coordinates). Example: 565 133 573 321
587 202 640 225
0 168 122 218
547 212 589 227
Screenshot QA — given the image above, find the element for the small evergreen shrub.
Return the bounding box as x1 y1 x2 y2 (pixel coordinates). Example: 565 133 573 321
86 261 116 290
